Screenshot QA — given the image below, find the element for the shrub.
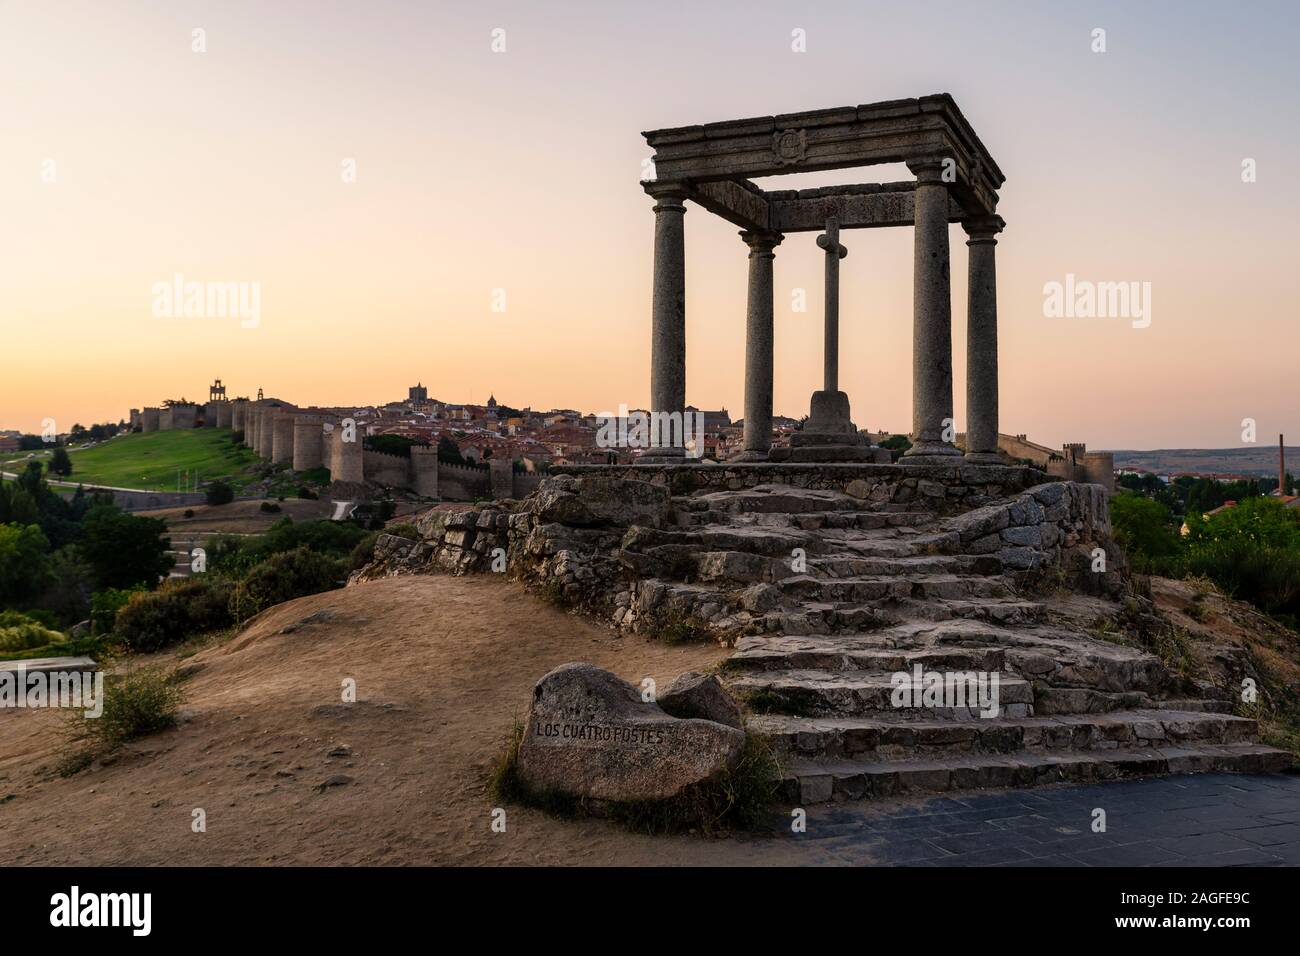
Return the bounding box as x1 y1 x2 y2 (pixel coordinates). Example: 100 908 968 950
1110 492 1182 572
205 480 235 506
90 586 145 634
1177 538 1300 621
260 502 281 513
348 531 380 572
0 610 66 653
297 486 318 500
62 665 182 770
228 547 343 621
183 508 195 518
114 577 236 652
208 518 368 577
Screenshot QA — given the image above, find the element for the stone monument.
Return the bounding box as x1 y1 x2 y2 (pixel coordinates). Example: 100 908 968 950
639 94 1007 463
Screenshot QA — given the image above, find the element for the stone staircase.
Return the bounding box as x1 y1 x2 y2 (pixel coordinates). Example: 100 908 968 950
623 481 1291 803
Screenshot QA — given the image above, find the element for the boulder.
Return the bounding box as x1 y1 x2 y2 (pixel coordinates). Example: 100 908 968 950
658 672 744 730
516 662 745 802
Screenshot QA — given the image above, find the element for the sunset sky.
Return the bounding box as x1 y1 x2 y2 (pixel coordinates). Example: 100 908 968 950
2 0 1297 448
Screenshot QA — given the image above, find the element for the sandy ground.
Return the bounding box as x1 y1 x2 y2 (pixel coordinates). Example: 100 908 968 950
0 575 806 866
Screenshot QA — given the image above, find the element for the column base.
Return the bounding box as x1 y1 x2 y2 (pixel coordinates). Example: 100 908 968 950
963 451 1004 465
729 449 770 463
903 439 964 463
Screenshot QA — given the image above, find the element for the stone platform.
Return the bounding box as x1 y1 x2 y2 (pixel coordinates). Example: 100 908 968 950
360 465 1292 802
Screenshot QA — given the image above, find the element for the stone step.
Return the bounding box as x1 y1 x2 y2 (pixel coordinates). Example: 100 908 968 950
781 743 1295 803
682 509 936 531
684 485 873 515
749 709 1260 762
887 597 1049 626
756 597 1049 635
807 553 999 578
728 641 1007 674
1152 698 1236 714
687 551 1009 589
728 668 1034 718
729 631 1175 697
781 573 1016 604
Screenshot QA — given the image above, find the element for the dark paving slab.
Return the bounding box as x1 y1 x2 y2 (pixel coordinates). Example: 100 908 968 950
789 773 1300 866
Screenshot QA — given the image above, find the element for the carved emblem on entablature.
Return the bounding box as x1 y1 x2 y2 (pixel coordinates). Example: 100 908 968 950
772 129 807 165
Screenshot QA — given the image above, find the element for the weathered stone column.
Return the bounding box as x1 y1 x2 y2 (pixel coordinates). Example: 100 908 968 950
963 215 1005 463
817 219 847 394
642 182 688 462
904 160 962 462
735 230 782 461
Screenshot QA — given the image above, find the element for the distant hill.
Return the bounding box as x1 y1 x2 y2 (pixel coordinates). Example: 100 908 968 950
1105 446 1298 477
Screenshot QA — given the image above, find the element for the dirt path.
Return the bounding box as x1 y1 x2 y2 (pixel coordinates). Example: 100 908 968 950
0 575 805 866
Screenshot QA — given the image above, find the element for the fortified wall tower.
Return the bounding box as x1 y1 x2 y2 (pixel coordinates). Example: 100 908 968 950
271 406 298 465
293 413 332 472
329 422 365 483
410 445 440 498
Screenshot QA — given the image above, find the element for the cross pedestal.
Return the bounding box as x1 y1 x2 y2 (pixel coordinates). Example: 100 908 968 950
771 218 887 463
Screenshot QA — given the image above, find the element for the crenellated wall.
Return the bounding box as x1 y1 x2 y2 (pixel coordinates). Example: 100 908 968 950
362 448 410 487
436 460 491 500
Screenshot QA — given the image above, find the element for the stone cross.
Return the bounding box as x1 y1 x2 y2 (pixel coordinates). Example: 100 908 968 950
815 218 848 394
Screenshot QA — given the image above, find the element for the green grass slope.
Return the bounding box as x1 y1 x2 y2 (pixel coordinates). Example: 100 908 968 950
57 429 257 492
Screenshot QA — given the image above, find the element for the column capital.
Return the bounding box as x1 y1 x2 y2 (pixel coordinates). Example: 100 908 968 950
962 214 1005 244
739 229 783 255
643 180 688 210
906 157 953 185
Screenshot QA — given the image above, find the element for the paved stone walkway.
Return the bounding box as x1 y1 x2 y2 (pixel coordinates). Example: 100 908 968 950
791 773 1300 866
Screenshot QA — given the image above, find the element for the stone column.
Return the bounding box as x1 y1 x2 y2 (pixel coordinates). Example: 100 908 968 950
735 230 782 461
642 183 688 462
904 159 962 461
817 220 847 394
963 215 1004 463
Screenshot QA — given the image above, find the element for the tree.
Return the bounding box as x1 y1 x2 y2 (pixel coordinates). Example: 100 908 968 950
0 483 39 526
50 446 73 477
1110 492 1181 570
79 504 173 590
0 523 54 606
205 480 235 506
437 436 464 464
